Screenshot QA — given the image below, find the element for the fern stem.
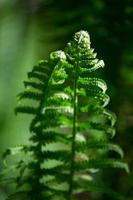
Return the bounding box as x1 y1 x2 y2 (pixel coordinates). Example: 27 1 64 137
68 51 79 200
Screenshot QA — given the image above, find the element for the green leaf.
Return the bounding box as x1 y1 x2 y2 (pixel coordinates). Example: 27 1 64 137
74 180 124 200
78 77 107 92
28 71 49 82
15 106 38 115
75 159 129 173
17 91 42 101
76 140 124 158
23 81 44 91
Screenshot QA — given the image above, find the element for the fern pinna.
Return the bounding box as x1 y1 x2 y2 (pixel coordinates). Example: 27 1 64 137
2 31 128 200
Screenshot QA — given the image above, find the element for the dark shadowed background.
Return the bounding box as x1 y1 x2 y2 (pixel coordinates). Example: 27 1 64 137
0 0 133 199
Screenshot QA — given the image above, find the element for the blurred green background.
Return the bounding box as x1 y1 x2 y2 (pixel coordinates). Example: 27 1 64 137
0 0 133 199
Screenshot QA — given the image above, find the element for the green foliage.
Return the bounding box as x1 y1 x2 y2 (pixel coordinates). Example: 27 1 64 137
1 31 128 200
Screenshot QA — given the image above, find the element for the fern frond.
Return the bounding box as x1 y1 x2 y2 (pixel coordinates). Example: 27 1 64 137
75 159 129 173
103 108 117 126
2 30 128 200
78 77 107 93
24 81 44 91
80 59 105 73
15 106 38 115
27 71 49 82
32 62 50 74
76 140 124 158
17 91 42 101
74 180 124 200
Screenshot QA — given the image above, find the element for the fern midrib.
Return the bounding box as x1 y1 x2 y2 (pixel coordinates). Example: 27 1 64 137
68 50 79 199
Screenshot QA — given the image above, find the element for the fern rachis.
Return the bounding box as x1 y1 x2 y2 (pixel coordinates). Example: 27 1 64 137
1 31 128 200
